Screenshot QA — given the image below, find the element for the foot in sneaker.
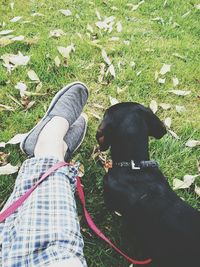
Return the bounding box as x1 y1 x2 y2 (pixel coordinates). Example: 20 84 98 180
20 82 88 158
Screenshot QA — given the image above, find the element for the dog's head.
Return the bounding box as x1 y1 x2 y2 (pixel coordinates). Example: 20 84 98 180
96 102 167 151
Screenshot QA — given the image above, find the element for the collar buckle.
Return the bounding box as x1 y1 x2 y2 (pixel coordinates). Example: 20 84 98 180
131 160 141 170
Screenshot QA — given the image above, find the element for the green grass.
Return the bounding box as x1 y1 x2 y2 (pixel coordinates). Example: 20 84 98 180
0 0 200 266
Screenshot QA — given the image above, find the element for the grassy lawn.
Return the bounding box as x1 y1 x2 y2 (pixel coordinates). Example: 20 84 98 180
0 0 200 266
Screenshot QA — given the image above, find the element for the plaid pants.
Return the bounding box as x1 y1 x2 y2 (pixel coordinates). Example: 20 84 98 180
0 157 87 267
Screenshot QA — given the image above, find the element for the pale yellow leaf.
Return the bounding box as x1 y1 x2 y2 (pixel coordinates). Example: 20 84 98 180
172 77 179 87
173 175 198 190
15 82 27 97
0 30 14 35
149 100 158 114
164 117 172 128
160 64 171 75
169 90 191 96
101 49 111 65
168 129 180 140
159 103 171 110
54 56 61 67
109 96 119 106
10 16 22 22
49 29 65 38
0 163 19 175
7 133 27 145
158 78 166 84
57 44 75 58
59 9 72 16
185 140 200 148
175 105 186 113
27 70 40 81
195 185 200 196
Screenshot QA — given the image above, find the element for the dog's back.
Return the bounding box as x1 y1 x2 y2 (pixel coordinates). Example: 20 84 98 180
97 102 200 267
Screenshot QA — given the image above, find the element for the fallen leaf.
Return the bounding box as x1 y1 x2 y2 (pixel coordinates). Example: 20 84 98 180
151 17 164 24
0 104 15 111
114 211 122 216
95 9 101 20
158 78 166 84
195 185 200 196
116 21 122 32
98 63 105 83
173 175 199 190
0 30 14 35
168 129 180 140
78 164 85 177
149 100 158 114
130 61 136 69
185 140 200 148
12 35 25 41
57 44 75 58
172 77 179 87
175 105 186 113
27 70 40 81
107 64 116 78
10 16 22 22
31 12 44 17
49 29 65 38
54 56 61 67
0 142 6 148
172 53 187 61
130 0 145 11
59 9 72 16
1 51 30 72
160 64 171 75
15 82 27 97
87 24 94 33
10 2 14 10
169 90 191 96
0 163 19 175
0 152 9 166
159 103 171 110
89 112 101 120
93 103 105 110
101 49 111 65
109 96 119 106
36 82 43 92
164 117 172 128
7 133 27 145
195 4 200 9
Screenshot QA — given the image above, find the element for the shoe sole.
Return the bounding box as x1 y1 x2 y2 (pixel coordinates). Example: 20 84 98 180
20 81 89 154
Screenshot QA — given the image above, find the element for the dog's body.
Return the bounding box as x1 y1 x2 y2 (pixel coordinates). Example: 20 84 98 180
96 102 200 267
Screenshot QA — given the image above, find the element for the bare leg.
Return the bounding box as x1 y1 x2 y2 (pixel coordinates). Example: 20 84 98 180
34 116 69 161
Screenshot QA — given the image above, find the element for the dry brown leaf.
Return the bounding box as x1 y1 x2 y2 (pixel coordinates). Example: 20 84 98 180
185 140 200 148
160 64 171 75
169 90 191 96
149 100 158 114
173 174 199 190
0 163 19 175
0 152 9 166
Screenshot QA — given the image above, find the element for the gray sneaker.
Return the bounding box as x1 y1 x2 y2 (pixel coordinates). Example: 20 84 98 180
64 113 88 162
20 81 89 157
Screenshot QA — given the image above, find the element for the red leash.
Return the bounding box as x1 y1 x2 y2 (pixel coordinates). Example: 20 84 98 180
76 176 152 265
0 162 152 265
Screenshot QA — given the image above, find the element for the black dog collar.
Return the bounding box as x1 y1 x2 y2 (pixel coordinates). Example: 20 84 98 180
113 160 158 170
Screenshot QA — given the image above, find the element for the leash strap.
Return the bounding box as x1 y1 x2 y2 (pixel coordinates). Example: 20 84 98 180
0 161 68 223
76 176 152 265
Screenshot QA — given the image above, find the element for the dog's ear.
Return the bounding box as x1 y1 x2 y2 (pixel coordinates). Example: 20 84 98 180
140 105 167 139
96 115 112 151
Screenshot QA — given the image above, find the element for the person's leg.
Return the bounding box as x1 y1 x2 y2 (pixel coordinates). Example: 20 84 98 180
1 83 88 267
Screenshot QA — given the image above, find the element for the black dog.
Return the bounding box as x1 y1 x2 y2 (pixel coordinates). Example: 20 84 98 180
96 102 200 267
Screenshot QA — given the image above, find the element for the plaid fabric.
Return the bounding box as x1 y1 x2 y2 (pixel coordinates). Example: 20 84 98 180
0 157 87 267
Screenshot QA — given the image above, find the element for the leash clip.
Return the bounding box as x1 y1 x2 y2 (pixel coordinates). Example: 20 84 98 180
131 160 140 170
